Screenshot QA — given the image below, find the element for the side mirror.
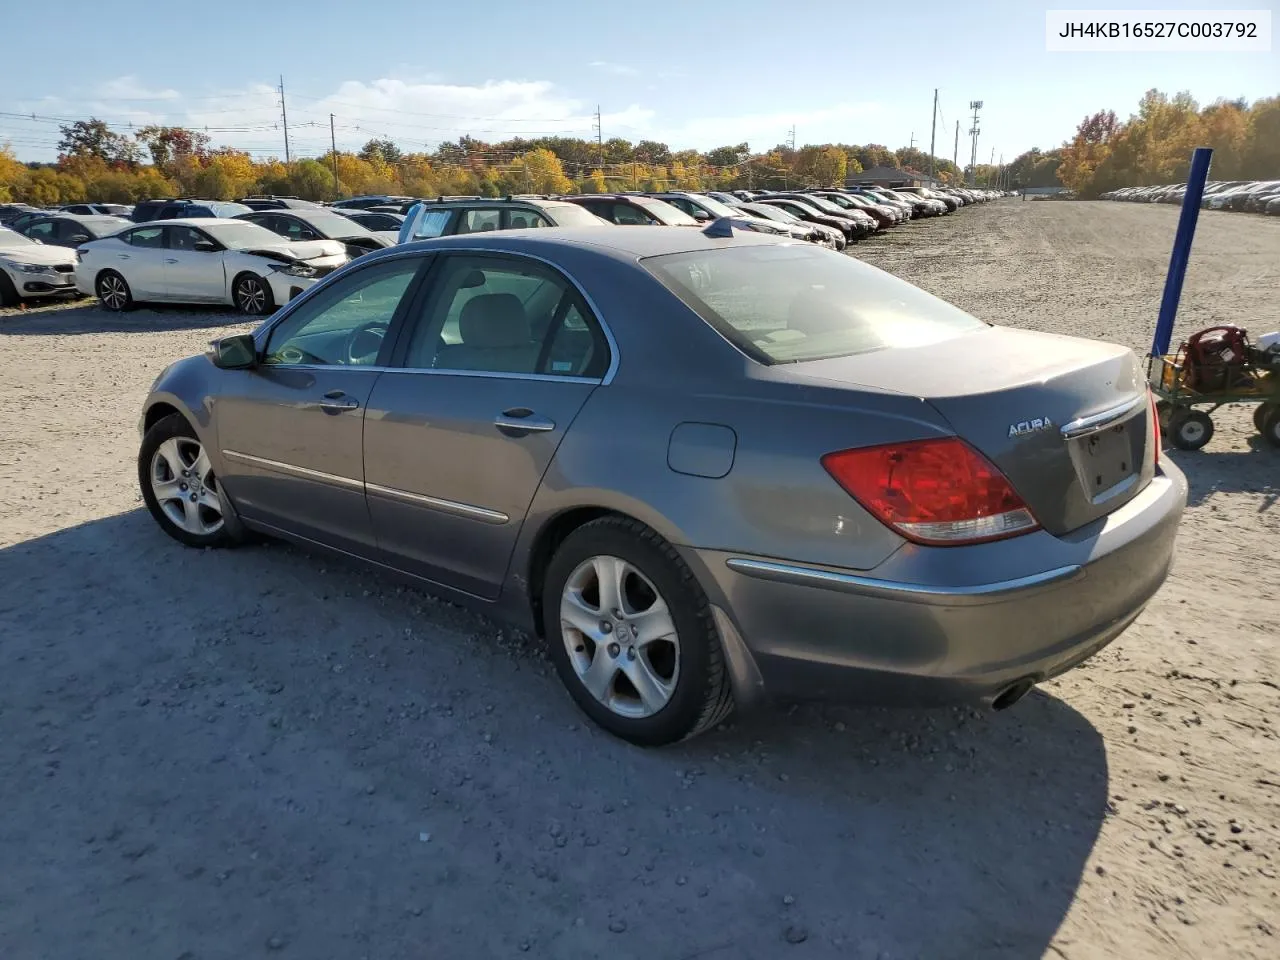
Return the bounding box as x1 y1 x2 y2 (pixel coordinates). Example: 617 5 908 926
194 240 217 252
209 333 258 369
691 209 712 221
70 234 90 243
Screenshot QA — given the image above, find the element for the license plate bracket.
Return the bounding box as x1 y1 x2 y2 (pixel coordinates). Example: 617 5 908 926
1076 423 1138 502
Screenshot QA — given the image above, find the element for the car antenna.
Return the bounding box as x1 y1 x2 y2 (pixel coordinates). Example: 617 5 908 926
702 217 734 238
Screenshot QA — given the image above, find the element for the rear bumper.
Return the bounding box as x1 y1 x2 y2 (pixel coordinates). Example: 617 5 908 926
682 462 1186 706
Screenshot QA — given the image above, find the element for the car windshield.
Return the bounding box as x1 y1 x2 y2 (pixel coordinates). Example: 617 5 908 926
683 194 739 218
203 221 297 249
644 243 987 364
301 213 376 237
795 195 847 214
743 204 797 224
545 202 609 227
0 228 36 249
632 197 699 225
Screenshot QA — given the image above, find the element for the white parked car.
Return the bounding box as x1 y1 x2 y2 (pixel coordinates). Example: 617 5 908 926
74 219 350 314
0 226 80 306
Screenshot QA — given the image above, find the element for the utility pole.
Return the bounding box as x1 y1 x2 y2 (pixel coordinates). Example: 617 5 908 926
909 131 916 150
329 114 339 198
279 75 291 163
967 100 983 186
593 105 603 171
786 125 796 151
929 88 938 182
988 146 996 187
953 120 960 171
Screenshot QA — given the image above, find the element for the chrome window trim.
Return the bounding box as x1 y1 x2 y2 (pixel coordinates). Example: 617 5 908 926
725 557 1083 607
222 449 364 492
365 483 508 524
411 246 620 385
254 246 620 385
1059 394 1146 439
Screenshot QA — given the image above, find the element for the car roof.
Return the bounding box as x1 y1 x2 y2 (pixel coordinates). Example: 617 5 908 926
129 217 265 229
388 224 785 262
51 214 131 227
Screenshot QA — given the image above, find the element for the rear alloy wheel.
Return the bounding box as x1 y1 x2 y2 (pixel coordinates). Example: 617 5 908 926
1166 409 1214 451
96 270 133 311
543 517 733 746
233 273 274 315
138 413 236 548
1260 406 1280 449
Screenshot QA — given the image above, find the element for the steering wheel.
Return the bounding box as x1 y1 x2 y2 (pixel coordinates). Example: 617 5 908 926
346 321 388 365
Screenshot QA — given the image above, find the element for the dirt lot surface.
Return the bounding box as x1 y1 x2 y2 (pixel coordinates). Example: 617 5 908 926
1 201 1277 960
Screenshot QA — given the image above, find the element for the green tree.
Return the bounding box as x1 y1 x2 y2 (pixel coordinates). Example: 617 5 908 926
57 119 139 167
359 138 403 165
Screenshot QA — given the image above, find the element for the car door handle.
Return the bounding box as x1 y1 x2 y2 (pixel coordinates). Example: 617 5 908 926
164 257 179 264
117 254 131 260
494 408 556 434
319 390 360 414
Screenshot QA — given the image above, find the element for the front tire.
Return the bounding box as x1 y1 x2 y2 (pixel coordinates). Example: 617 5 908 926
233 273 274 315
0 271 18 308
138 414 237 548
1253 402 1276 432
96 270 133 311
542 517 734 746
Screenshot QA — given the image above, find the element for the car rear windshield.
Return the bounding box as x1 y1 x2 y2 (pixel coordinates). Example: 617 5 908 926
643 243 987 364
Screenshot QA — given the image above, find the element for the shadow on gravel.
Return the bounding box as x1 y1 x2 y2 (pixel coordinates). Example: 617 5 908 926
1172 441 1278 509
0 301 242 335
0 510 1108 960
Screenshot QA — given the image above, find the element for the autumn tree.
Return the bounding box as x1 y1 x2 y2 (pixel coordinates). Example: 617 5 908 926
510 148 572 194
136 126 210 172
1057 110 1120 195
0 145 27 201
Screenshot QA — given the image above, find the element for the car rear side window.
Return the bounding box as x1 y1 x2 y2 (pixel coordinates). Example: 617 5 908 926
401 255 608 378
458 209 502 234
644 244 987 365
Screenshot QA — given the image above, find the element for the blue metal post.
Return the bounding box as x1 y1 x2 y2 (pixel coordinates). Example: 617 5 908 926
1150 147 1213 358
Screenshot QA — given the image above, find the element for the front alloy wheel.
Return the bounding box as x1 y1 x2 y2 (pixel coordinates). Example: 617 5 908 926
233 274 273 315
139 413 237 548
96 271 132 311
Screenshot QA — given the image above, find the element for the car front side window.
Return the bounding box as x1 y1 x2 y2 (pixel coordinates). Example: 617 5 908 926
126 227 165 248
262 258 421 368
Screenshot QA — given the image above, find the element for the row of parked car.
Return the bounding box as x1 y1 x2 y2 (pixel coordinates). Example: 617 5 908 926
0 186 1004 311
1099 179 1280 214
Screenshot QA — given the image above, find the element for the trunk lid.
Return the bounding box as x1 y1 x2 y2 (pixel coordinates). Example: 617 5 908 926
788 326 1157 535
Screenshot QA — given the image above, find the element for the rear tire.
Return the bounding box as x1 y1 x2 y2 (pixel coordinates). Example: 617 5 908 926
1260 407 1280 449
541 516 734 746
96 270 133 311
1253 402 1276 432
1167 409 1214 451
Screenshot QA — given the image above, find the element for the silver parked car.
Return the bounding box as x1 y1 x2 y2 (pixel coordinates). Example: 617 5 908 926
137 226 1186 745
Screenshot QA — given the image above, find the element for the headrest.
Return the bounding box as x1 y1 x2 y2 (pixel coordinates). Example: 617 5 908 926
458 293 529 348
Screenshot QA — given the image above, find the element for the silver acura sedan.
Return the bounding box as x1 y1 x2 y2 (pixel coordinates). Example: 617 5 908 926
137 225 1186 745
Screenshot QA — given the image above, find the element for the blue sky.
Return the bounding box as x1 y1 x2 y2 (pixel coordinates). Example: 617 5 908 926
2 0 1275 165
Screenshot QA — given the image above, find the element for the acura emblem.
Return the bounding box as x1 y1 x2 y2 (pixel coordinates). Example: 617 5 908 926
1008 417 1053 438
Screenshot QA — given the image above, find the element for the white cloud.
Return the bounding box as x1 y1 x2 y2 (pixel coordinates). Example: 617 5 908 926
588 61 640 77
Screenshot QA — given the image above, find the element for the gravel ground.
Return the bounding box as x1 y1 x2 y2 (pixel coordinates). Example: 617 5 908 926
1 201 1277 960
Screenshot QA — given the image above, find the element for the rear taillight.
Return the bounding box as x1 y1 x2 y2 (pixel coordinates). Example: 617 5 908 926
1149 390 1161 466
821 437 1039 546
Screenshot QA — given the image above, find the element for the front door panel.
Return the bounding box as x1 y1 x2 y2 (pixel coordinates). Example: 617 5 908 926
215 367 381 554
